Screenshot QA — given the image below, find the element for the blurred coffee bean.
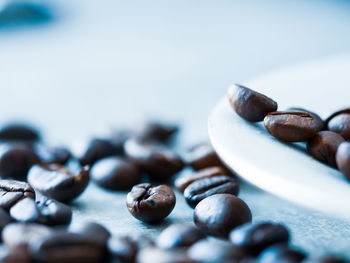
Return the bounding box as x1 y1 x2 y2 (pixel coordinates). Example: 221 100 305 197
229 222 290 255
0 123 40 142
79 137 125 166
307 131 345 168
0 244 31 263
30 231 106 263
137 121 178 144
108 236 138 263
257 245 306 263
327 113 350 141
10 198 41 223
288 107 324 131
137 247 194 263
28 164 90 203
124 139 184 181
228 84 278 122
0 180 35 210
35 144 72 165
36 197 72 226
303 257 349 263
188 239 246 263
184 143 225 171
126 183 175 223
157 223 206 249
0 143 40 180
184 175 239 208
175 166 230 192
336 142 350 181
264 112 321 142
91 157 140 191
69 221 111 245
0 208 11 239
194 193 252 238
325 108 350 126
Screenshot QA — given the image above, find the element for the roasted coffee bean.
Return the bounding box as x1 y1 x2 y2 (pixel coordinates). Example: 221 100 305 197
194 193 252 238
10 198 42 223
91 157 140 191
0 180 35 210
29 231 106 263
184 175 239 208
336 142 350 181
307 131 345 168
36 197 72 226
137 121 178 144
0 244 31 263
157 223 206 249
124 139 184 181
188 239 246 263
175 166 229 192
79 137 125 166
184 143 225 171
257 244 306 263
69 221 111 245
288 107 324 131
126 183 175 223
325 108 350 126
0 144 40 180
264 111 322 142
303 257 349 263
137 247 194 263
108 236 138 263
35 144 72 165
28 164 90 203
327 113 350 141
229 222 290 255
0 209 11 239
228 84 278 122
0 123 40 142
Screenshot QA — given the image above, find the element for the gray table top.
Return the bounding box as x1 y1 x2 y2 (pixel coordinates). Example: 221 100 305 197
1 0 350 259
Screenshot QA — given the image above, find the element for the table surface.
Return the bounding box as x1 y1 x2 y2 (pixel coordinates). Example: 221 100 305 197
1 0 350 258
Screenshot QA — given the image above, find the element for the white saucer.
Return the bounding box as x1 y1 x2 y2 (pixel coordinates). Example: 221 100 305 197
208 54 350 221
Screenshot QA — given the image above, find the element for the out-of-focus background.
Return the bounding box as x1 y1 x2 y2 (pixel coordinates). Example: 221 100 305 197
1 0 350 258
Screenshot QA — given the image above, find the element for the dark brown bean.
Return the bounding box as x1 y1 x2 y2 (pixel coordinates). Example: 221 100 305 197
228 84 278 122
0 208 11 240
0 244 31 263
10 198 41 223
126 183 175 223
27 164 90 203
188 239 246 263
184 175 239 208
324 108 350 126
257 244 306 263
0 180 35 210
0 123 40 142
194 194 252 238
264 111 321 142
136 121 178 144
175 166 229 192
35 144 72 165
69 221 111 245
307 131 345 168
91 157 140 191
157 224 206 249
327 113 350 141
0 143 40 180
229 222 290 255
288 107 324 131
108 236 138 263
336 142 350 181
36 197 72 226
124 139 184 181
137 247 194 263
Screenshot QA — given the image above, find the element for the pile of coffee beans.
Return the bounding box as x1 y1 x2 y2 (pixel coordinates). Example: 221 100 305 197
0 118 346 263
228 84 350 182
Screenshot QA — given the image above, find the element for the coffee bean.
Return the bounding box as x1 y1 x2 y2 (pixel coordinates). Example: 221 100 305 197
228 84 278 122
36 197 72 226
10 198 41 223
137 121 178 144
307 131 345 168
229 222 290 255
288 107 324 131
327 113 350 141
91 157 140 191
35 144 72 165
184 143 225 171
187 239 246 263
28 164 90 203
157 223 206 249
325 108 350 126
124 139 184 181
108 236 138 263
29 231 106 263
0 244 31 263
0 143 40 180
79 137 125 166
137 247 194 263
303 257 349 263
69 221 111 245
0 180 35 210
264 111 321 142
193 194 252 238
257 245 306 263
184 175 239 208
126 183 175 223
336 142 350 181
175 166 229 192
0 123 40 142
0 208 11 239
